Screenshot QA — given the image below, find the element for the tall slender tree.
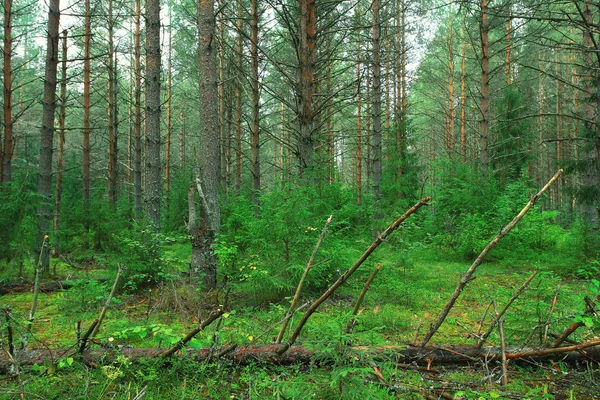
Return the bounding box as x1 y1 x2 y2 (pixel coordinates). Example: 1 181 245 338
36 0 60 274
144 0 162 230
193 0 221 289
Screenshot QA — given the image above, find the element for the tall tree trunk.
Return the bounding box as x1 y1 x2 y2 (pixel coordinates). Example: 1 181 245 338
582 2 599 226
446 17 455 157
398 0 407 180
83 0 91 228
36 0 60 275
166 8 172 214
52 30 68 258
134 0 143 218
460 35 467 162
144 0 161 230
371 0 383 238
234 0 243 195
217 0 227 190
107 0 117 210
297 0 316 174
356 6 362 205
479 0 490 176
195 0 221 290
179 107 186 171
2 0 13 183
250 0 260 209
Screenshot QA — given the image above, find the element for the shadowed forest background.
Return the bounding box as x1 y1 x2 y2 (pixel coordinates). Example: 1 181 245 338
1 0 600 398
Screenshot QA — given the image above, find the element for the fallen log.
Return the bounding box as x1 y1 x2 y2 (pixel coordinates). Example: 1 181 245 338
2 342 599 374
0 279 109 295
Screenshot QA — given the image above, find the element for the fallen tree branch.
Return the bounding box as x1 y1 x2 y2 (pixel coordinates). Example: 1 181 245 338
419 170 563 347
90 265 125 340
3 342 600 373
477 271 537 348
0 279 109 295
276 215 333 343
161 309 224 358
278 197 431 354
346 263 382 334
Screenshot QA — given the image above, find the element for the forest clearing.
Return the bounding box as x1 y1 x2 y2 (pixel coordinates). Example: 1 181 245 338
2 0 600 398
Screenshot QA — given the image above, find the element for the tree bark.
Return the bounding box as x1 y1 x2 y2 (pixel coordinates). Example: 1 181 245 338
2 0 13 183
133 0 143 219
52 30 68 258
82 0 91 229
297 0 317 174
250 0 260 209
479 0 490 176
195 0 221 290
144 0 161 231
107 0 118 210
371 0 383 239
4 342 600 373
35 0 60 275
234 0 243 195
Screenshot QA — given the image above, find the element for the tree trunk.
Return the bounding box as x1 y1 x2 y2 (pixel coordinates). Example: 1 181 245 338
36 0 60 275
460 35 467 162
133 0 143 219
371 0 383 238
107 0 117 210
52 30 68 258
446 17 455 157
2 0 13 183
250 0 260 209
479 0 490 176
82 0 91 228
234 0 243 195
356 8 362 205
144 0 161 230
165 8 172 214
195 0 221 290
297 0 317 174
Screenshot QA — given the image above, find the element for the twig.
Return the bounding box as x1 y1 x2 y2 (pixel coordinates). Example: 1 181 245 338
346 263 382 334
419 170 562 347
475 301 493 340
278 197 431 355
276 215 333 343
494 301 508 386
90 264 125 339
3 308 15 358
26 235 48 342
506 339 600 359
543 284 561 345
551 295 598 348
79 319 99 354
477 271 538 348
161 309 224 358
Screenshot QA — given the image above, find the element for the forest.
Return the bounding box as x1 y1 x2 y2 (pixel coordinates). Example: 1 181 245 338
1 0 600 398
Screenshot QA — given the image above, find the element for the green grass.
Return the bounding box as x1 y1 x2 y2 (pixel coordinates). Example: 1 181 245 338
1 244 599 399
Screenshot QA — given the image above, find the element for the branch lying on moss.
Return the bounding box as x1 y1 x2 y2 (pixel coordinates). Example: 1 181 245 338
3 341 600 373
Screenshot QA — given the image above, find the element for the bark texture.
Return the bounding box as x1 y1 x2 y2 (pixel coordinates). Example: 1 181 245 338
195 0 221 290
144 0 161 230
35 0 60 275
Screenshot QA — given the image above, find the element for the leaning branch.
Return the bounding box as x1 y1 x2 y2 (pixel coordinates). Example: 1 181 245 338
419 170 563 347
276 215 333 343
161 309 224 358
278 197 431 355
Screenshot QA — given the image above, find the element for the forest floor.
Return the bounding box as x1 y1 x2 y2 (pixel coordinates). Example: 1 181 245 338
1 240 599 399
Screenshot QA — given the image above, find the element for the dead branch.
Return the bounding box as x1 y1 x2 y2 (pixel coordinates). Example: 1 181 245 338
551 295 598 348
3 342 600 373
419 170 562 347
161 309 224 358
90 264 125 339
276 215 333 343
477 271 537 348
346 263 382 334
277 197 431 355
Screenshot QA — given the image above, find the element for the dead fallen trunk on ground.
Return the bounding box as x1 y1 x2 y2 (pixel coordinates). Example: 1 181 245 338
0 279 109 295
2 341 599 373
